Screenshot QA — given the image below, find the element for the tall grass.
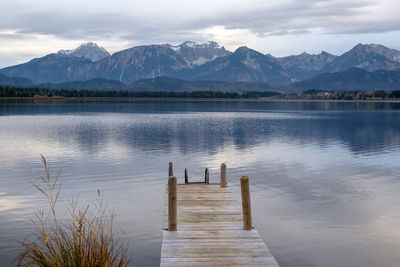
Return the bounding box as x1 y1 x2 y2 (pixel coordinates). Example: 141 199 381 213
17 155 131 267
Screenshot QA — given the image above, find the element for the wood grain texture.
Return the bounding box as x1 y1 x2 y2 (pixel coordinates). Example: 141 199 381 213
169 162 173 177
161 183 280 266
220 163 227 187
240 176 252 230
168 176 177 231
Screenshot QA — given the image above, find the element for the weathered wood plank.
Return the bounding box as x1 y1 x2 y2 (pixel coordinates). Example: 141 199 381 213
163 229 262 239
161 247 271 258
160 256 279 266
161 183 280 266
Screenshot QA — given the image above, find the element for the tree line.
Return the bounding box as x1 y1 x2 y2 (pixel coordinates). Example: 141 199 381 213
297 89 400 100
2 85 399 100
0 85 279 99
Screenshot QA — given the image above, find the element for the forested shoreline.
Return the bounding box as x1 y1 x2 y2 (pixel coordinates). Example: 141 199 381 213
0 86 279 99
1 85 400 100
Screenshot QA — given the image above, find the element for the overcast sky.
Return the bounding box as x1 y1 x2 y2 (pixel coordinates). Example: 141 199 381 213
1 0 399 68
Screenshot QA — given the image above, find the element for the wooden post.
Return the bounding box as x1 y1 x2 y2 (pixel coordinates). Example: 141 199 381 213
168 162 173 177
240 176 252 230
184 168 188 184
168 176 177 231
220 163 227 187
205 168 209 184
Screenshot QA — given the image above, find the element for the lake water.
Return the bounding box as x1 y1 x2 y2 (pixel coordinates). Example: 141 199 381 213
1 100 400 267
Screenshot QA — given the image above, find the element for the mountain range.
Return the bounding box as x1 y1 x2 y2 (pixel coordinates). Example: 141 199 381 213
1 41 400 92
287 67 400 92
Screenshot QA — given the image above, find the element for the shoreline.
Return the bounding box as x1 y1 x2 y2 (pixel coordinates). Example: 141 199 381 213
1 96 400 103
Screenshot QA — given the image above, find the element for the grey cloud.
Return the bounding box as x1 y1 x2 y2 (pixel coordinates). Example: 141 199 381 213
263 30 311 37
0 33 29 40
201 0 381 34
0 0 398 43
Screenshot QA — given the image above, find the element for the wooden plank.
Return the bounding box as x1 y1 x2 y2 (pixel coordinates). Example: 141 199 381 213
175 189 231 193
163 229 262 239
162 242 270 250
161 256 279 266
160 256 279 267
161 183 280 266
161 248 271 258
175 200 238 205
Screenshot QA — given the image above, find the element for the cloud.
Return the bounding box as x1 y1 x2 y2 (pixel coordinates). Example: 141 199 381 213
203 0 398 35
0 0 399 67
1 0 399 41
264 30 311 37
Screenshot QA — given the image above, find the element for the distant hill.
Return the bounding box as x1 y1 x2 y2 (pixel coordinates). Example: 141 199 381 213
0 54 94 84
287 68 400 92
41 78 126 91
0 73 275 93
3 69 400 95
0 73 34 87
128 76 273 92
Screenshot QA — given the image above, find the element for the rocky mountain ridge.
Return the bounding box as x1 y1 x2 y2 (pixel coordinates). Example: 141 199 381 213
1 42 400 86
58 42 110 62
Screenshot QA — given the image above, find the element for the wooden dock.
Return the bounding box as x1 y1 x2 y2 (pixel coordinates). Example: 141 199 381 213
160 163 280 266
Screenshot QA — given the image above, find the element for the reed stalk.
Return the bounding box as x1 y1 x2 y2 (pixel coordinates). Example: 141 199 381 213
16 155 131 267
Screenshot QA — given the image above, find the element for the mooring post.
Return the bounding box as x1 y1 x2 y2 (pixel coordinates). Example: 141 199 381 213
205 168 209 184
168 162 173 177
168 176 177 231
240 176 252 230
184 168 188 184
220 163 227 187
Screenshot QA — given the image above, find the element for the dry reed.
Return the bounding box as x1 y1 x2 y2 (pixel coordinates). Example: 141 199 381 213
16 155 131 267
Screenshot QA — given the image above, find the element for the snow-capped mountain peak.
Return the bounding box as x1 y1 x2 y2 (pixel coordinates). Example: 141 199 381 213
58 42 110 62
167 41 231 66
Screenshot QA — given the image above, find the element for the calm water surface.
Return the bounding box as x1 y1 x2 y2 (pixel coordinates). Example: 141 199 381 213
0 100 400 267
